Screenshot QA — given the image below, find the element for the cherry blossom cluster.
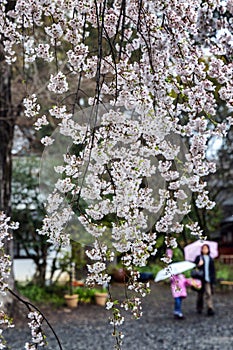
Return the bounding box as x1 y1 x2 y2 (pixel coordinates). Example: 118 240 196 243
0 212 18 295
0 311 14 350
1 0 233 347
25 311 46 349
0 212 18 349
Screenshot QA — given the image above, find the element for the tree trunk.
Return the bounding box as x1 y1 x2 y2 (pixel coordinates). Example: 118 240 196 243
0 42 16 310
33 249 48 288
33 261 47 288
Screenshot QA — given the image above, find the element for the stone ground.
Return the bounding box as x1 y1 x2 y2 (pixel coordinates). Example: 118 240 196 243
4 282 233 350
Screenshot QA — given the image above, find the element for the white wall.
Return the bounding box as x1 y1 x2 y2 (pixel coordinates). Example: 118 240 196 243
13 259 36 282
13 258 70 284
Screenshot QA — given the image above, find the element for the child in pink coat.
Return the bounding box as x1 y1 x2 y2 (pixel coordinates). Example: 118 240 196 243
170 274 192 319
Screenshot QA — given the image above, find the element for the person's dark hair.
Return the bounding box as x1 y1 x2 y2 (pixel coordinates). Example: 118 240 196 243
201 244 210 255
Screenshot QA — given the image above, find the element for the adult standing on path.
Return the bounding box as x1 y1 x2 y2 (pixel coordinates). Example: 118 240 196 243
194 243 216 316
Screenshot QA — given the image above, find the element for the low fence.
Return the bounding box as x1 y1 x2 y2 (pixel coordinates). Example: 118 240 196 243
219 254 233 264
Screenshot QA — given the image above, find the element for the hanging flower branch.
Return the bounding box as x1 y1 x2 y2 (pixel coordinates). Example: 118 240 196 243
0 212 63 349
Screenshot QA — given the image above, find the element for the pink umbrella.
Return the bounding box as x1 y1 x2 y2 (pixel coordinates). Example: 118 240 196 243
184 240 218 262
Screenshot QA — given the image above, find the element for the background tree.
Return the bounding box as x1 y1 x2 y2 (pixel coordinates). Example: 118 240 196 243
11 156 52 287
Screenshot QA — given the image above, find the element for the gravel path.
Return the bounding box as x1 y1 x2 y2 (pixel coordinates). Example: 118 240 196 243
4 283 233 350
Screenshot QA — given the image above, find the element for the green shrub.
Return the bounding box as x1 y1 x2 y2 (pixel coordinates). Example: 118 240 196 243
215 261 233 281
17 283 47 302
73 286 96 303
16 282 66 307
17 282 106 306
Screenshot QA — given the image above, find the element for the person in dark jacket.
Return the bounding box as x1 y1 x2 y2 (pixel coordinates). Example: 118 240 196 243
194 244 216 316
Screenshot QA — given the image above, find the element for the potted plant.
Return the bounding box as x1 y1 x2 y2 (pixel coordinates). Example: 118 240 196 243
62 254 79 308
64 293 79 308
94 286 109 306
74 286 96 304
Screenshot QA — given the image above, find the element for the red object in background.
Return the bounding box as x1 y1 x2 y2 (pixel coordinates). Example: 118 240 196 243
72 280 85 287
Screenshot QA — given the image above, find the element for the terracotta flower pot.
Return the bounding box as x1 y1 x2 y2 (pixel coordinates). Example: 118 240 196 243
64 294 79 308
94 292 108 306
